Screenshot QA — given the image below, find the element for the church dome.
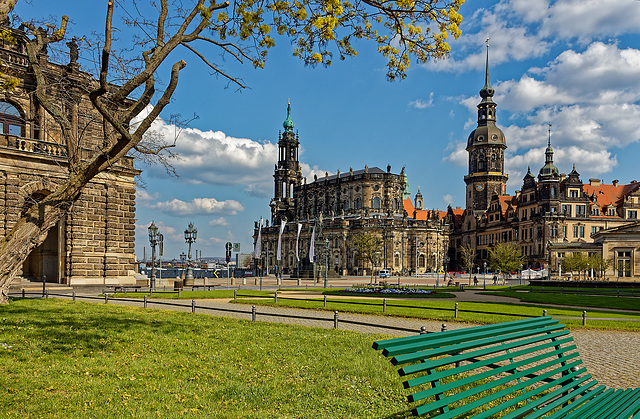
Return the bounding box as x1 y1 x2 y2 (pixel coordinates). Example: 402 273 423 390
466 125 506 150
283 102 294 132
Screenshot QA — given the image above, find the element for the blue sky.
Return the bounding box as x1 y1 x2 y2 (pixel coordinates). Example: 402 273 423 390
16 0 640 260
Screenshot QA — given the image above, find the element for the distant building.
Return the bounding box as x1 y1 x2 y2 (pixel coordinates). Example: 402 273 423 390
0 22 139 285
253 104 450 277
451 46 640 280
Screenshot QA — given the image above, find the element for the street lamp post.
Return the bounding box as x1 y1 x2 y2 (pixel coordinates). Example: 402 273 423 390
148 221 163 290
324 238 329 288
483 261 487 289
180 252 186 279
184 222 198 280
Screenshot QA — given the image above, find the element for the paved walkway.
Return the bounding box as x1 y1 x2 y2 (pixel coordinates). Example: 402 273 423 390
64 293 640 389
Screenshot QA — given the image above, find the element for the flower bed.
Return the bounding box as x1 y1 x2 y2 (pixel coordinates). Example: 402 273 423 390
340 287 436 295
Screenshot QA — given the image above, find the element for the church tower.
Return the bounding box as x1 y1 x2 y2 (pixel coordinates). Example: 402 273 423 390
464 41 508 213
270 102 302 224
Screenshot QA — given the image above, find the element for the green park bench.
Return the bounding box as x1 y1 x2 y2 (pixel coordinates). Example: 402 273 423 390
373 317 640 418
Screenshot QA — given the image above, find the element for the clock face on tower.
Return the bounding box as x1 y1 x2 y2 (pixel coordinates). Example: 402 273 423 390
476 184 485 191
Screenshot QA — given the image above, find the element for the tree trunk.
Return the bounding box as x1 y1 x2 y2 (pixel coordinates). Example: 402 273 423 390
0 202 67 304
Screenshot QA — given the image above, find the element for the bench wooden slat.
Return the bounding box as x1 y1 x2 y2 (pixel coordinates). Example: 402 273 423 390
408 347 581 402
373 316 555 352
604 388 640 419
401 332 573 378
392 323 565 365
413 359 587 416
477 372 598 419
382 317 557 357
585 388 640 419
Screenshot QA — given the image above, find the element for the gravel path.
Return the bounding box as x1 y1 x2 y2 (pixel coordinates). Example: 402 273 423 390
64 293 640 389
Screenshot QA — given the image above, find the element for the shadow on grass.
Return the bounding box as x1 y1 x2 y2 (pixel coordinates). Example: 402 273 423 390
2 298 210 355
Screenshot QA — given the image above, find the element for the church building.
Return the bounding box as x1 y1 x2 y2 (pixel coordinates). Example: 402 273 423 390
253 103 451 277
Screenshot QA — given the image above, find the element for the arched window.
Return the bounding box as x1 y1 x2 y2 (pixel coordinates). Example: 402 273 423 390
372 196 381 209
550 187 556 198
418 254 425 268
355 198 361 209
0 102 24 136
394 254 400 267
478 155 485 171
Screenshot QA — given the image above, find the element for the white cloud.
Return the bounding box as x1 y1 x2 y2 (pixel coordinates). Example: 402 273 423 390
133 107 331 197
209 217 230 227
150 198 245 216
408 93 434 109
443 194 454 205
135 190 159 204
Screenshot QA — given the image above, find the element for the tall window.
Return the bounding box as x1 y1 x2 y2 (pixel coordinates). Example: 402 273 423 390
550 225 558 238
561 205 571 216
418 254 425 268
372 196 381 209
0 102 24 136
617 251 632 277
573 225 578 238
394 254 400 267
576 205 586 216
579 226 584 238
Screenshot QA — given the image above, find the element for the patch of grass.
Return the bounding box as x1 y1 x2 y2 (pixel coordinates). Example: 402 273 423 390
235 297 640 330
0 298 414 418
482 291 640 312
324 289 456 299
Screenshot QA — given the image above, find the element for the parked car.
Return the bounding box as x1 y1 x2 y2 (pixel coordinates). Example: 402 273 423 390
378 269 391 278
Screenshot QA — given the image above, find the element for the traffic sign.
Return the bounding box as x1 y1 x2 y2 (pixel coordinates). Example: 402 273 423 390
233 242 240 252
225 242 232 251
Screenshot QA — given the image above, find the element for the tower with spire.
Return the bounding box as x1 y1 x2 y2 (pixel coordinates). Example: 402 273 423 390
270 102 302 224
464 39 509 213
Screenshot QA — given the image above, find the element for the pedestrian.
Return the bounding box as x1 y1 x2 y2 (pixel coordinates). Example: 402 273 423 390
473 276 478 286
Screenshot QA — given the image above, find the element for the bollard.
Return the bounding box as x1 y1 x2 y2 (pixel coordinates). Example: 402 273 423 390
105 294 109 304
455 302 459 319
192 299 196 313
582 311 587 326
420 326 428 335
22 289 25 298
45 290 49 298
234 289 237 301
252 305 256 321
150 289 153 297
324 295 327 308
617 289 620 297
383 298 387 313
333 311 339 329
144 295 148 308
42 274 46 297
72 291 76 302
543 309 547 317
274 292 278 304
178 289 181 298
441 323 447 332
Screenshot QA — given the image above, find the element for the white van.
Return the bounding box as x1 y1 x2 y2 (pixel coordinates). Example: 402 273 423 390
378 269 391 278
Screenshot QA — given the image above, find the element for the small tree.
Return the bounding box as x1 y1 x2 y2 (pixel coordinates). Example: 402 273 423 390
351 233 383 283
562 253 589 280
586 254 613 281
488 242 526 281
460 244 476 285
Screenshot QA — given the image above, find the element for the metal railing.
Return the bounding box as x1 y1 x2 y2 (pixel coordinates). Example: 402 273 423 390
12 289 638 328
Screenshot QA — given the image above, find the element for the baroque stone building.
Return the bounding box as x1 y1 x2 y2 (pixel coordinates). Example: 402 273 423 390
0 24 139 285
450 47 640 280
254 104 450 277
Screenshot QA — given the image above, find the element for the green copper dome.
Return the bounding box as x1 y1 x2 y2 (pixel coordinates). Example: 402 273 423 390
283 102 294 132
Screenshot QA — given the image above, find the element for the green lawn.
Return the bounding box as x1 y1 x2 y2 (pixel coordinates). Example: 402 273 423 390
234 296 640 330
0 298 413 418
482 290 640 311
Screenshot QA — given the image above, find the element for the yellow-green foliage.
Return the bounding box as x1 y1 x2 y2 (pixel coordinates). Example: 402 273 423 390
208 0 465 80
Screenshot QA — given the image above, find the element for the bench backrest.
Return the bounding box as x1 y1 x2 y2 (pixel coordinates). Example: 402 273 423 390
373 317 604 418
